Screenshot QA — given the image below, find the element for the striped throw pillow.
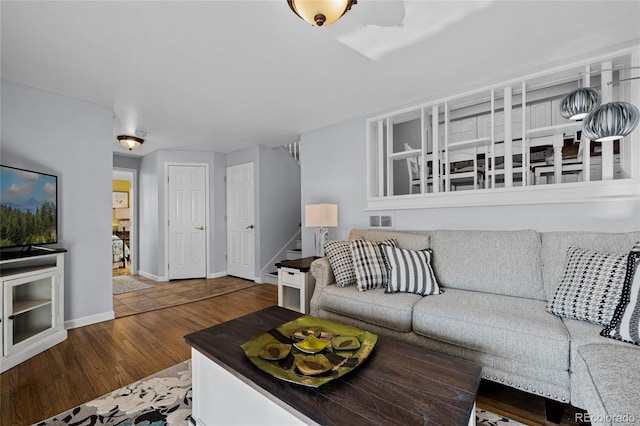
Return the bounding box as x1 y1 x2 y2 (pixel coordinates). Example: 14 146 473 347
546 247 627 326
350 239 397 292
601 243 640 345
380 245 440 296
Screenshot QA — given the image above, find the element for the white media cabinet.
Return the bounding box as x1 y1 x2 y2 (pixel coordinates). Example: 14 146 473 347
0 248 67 372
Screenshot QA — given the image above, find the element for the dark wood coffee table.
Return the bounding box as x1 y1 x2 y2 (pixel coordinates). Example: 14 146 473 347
185 306 481 425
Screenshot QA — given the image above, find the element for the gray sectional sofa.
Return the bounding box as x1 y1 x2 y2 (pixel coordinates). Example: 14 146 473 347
309 229 640 425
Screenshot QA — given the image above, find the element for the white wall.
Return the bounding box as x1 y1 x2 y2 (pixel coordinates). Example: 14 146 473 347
300 117 640 256
1 80 114 326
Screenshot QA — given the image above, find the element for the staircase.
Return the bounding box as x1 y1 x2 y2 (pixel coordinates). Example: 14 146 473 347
263 238 302 285
284 141 300 164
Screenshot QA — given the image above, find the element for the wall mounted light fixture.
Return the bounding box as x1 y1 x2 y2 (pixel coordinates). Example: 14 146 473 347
287 0 357 27
117 135 144 151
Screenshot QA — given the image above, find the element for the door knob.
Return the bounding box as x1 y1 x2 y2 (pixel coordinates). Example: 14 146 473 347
195 226 205 230
246 225 255 229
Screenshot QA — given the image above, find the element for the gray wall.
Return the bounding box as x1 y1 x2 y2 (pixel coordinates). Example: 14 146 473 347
1 80 114 324
300 115 640 256
137 149 225 280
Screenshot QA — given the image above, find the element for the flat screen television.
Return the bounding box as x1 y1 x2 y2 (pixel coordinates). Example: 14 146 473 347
0 164 58 249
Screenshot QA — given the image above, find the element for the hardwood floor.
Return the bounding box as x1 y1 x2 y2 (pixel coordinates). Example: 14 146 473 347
112 275 257 318
2 281 585 426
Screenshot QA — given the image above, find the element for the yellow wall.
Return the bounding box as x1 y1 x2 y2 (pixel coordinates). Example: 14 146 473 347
112 179 130 230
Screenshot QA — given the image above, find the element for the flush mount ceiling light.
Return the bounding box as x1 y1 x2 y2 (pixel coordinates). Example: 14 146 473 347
117 135 144 151
287 0 357 27
559 87 601 121
582 102 640 142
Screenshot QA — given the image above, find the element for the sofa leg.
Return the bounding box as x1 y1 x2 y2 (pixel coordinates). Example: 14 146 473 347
544 399 567 424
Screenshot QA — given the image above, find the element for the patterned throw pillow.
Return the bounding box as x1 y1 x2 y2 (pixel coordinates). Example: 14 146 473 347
380 245 440 296
546 247 627 326
350 239 397 292
601 243 640 345
324 240 359 287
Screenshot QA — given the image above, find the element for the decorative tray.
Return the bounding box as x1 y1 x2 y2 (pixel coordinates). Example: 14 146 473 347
241 315 377 388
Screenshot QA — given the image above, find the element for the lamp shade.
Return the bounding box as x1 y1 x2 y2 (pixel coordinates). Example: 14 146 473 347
287 0 356 27
117 135 144 151
582 102 640 142
559 87 600 120
305 204 338 227
115 208 130 219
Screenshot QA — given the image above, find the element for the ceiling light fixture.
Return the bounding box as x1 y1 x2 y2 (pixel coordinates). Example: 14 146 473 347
287 0 357 27
559 87 600 121
117 135 144 151
582 102 639 142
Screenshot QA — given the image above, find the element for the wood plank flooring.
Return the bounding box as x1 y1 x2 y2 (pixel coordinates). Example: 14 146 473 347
2 280 585 426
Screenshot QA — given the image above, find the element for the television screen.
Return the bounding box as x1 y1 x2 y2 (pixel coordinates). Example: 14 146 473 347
0 165 58 248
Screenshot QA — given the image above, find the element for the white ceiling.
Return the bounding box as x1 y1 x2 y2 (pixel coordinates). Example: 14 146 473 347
2 1 639 157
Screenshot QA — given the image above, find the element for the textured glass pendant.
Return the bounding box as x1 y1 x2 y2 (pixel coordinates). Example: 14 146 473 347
559 88 601 120
582 102 640 142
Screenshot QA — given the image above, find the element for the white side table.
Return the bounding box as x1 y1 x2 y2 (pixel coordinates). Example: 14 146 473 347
275 257 318 314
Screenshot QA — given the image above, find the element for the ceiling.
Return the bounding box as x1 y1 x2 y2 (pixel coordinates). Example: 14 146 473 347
2 1 639 157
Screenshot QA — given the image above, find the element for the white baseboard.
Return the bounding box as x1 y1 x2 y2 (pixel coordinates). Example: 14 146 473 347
207 271 227 279
254 276 263 284
138 270 168 282
65 311 115 330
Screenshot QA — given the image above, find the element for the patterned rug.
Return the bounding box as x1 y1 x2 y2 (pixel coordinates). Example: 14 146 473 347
36 361 192 425
35 359 525 426
113 275 153 295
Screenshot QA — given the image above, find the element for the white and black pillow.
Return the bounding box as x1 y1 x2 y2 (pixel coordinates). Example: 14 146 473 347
380 245 440 296
351 239 397 292
324 239 359 287
546 247 627 326
601 243 640 345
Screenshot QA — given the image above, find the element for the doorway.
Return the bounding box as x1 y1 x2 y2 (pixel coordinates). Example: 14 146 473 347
226 162 255 280
112 169 135 277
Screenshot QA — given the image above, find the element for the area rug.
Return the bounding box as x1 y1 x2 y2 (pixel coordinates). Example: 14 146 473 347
113 275 153 295
35 359 525 426
36 360 192 425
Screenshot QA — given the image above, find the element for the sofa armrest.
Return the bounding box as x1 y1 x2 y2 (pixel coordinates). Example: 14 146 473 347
309 257 334 316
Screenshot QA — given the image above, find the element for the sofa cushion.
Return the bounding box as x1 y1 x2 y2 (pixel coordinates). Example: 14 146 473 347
577 344 640 425
546 247 627 326
602 243 640 345
318 285 422 332
562 318 632 371
380 245 440 296
348 229 431 251
429 230 545 300
540 231 640 300
412 288 569 371
350 239 396 291
324 239 358 287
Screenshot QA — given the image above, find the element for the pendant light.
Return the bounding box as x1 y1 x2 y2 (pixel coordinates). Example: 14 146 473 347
117 135 145 151
287 0 357 27
582 102 640 142
559 87 600 120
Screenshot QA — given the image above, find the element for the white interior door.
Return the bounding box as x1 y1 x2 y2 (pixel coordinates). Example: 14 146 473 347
226 162 255 280
168 165 207 280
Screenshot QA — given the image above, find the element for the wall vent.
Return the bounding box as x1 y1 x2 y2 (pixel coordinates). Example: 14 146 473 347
369 214 394 229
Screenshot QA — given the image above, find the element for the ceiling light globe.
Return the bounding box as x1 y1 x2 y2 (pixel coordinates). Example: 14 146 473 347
288 0 355 27
559 87 600 121
582 102 639 142
117 135 144 151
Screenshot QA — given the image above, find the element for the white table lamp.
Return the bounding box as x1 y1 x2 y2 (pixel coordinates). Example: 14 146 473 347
305 204 338 256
